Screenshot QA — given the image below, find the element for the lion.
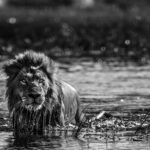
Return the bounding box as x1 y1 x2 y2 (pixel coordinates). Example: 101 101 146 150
3 51 84 135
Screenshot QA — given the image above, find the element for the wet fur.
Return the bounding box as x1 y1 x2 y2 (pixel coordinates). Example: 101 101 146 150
3 51 83 134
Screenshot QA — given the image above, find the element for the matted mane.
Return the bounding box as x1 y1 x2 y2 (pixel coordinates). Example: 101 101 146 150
3 51 62 117
4 51 56 83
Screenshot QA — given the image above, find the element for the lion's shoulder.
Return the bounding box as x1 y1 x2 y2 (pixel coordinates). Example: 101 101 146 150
56 80 78 97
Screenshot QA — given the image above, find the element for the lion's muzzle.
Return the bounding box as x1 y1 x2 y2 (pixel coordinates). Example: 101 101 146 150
28 93 42 104
25 84 46 105
28 93 41 100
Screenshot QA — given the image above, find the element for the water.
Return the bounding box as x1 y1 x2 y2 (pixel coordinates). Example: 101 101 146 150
1 60 150 149
1 133 150 150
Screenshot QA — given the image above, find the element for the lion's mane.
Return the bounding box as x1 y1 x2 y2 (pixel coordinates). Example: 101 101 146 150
3 51 64 133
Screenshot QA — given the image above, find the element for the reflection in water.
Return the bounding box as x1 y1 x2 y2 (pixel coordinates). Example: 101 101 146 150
1 132 87 150
0 132 150 150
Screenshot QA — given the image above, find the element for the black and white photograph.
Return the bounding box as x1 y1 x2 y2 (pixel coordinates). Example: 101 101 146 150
0 0 150 149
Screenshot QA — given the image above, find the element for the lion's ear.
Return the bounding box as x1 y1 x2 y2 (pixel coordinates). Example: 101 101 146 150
3 60 20 79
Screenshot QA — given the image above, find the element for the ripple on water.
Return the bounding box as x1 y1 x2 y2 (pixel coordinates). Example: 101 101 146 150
0 132 150 150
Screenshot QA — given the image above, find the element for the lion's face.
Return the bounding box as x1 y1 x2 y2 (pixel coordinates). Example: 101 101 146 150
14 66 50 110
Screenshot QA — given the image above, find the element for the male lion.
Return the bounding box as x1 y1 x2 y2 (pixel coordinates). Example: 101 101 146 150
3 51 84 135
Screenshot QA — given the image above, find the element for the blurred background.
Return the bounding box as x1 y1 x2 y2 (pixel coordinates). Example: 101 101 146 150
0 0 150 64
1 2 150 149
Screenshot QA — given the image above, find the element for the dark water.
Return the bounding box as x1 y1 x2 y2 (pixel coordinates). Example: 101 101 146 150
1 61 150 149
0 133 150 150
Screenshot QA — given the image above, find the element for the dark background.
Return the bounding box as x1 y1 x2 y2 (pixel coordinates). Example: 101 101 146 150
0 0 150 64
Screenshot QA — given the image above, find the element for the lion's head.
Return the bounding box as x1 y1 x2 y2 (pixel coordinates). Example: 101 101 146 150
10 66 51 110
3 51 62 134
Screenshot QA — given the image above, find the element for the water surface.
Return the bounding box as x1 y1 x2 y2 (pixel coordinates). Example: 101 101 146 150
1 61 150 149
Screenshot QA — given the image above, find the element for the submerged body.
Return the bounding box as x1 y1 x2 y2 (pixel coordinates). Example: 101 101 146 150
60 81 82 125
3 51 84 135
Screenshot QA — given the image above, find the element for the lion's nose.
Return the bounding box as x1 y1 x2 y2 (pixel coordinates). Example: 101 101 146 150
28 93 40 99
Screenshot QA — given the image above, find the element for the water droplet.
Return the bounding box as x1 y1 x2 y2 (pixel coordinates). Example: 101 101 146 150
101 47 106 51
120 99 124 102
8 17 17 24
114 48 119 53
125 40 130 45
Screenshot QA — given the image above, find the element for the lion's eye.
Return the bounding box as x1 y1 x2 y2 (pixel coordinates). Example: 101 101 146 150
39 79 44 83
20 79 26 85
